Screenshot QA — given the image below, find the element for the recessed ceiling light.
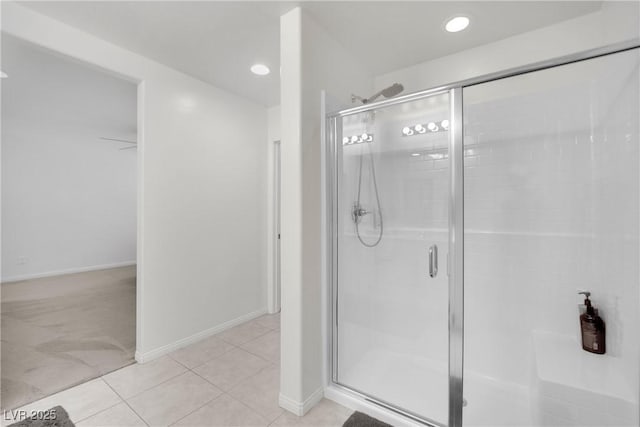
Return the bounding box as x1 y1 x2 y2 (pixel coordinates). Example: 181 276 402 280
250 64 270 76
445 16 470 33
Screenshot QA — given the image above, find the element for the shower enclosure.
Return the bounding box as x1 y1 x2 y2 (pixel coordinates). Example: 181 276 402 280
327 43 639 427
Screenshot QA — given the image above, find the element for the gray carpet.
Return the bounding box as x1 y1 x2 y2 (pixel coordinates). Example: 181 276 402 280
1 266 136 410
8 406 74 427
343 411 393 427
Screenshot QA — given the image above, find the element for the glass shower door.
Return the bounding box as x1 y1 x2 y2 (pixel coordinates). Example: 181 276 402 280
462 48 640 426
333 92 451 425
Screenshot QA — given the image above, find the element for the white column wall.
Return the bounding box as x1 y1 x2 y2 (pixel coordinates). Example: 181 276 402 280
279 7 373 415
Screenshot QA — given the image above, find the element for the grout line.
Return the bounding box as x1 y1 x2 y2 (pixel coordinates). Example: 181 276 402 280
166 392 224 426
188 366 229 391
223 363 275 395
236 330 280 365
166 353 192 370
188 361 273 408
102 364 188 401
218 328 273 347
69 379 125 425
237 344 279 366
268 411 286 426
172 342 239 371
100 378 150 427
223 392 275 425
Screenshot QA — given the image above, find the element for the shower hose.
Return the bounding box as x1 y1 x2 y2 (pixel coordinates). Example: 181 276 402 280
355 143 383 247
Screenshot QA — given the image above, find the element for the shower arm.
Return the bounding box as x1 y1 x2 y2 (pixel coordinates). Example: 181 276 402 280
351 90 384 104
362 89 385 103
351 83 404 104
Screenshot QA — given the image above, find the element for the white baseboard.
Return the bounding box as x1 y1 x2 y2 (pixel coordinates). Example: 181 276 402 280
135 307 268 363
1 261 137 283
279 387 324 416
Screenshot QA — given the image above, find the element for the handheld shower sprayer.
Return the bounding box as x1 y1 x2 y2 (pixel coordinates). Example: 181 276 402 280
347 86 405 247
352 83 404 104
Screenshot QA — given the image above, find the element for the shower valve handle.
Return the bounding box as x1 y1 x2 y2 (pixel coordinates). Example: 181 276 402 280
352 205 369 222
354 207 368 217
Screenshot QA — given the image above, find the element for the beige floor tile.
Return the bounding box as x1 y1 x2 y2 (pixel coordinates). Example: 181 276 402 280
228 365 283 422
253 313 280 331
193 348 271 392
240 330 280 364
173 394 268 427
127 372 222 427
77 402 146 426
169 336 235 369
103 356 187 399
2 379 122 424
216 320 271 346
271 399 352 427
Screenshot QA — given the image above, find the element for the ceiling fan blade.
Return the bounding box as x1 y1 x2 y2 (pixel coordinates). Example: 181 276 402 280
100 137 137 144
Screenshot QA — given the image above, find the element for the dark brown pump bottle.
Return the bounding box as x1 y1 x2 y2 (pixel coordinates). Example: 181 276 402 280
578 291 606 354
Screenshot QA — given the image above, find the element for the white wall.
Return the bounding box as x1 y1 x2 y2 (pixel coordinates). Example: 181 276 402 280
2 35 137 282
2 2 268 359
279 6 373 415
375 2 640 94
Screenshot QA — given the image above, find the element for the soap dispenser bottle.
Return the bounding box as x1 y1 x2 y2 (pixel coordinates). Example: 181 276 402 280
578 291 606 354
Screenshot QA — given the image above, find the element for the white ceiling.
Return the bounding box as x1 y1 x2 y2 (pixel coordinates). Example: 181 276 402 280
18 1 603 107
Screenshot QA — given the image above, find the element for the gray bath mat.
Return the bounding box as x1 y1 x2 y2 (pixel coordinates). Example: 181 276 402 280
8 406 74 427
343 411 393 427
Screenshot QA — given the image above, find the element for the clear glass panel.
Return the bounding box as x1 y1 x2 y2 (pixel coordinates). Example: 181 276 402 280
462 49 640 426
335 93 450 424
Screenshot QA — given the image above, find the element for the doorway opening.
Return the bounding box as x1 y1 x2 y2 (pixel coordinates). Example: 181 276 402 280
272 140 282 314
1 35 138 411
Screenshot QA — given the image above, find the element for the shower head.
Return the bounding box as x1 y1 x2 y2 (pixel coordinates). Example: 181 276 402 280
351 83 404 104
380 83 404 98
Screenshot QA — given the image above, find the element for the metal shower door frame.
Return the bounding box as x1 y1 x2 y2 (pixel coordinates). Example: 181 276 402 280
325 39 640 427
327 86 456 427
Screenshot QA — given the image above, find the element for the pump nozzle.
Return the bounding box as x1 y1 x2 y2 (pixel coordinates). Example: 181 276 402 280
578 291 594 315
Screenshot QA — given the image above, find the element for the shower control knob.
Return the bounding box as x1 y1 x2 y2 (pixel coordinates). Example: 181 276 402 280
351 204 370 224
355 208 368 217
352 205 368 220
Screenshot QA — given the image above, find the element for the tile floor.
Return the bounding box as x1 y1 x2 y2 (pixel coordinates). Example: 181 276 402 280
1 314 353 426
1 266 136 410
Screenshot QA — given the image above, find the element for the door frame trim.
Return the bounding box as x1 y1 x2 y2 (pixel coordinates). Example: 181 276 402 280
269 140 282 314
448 87 464 427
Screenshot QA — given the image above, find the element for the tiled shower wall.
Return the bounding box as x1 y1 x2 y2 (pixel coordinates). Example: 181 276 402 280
463 48 639 424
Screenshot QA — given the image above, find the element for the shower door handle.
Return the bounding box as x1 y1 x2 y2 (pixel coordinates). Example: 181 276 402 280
429 245 438 278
